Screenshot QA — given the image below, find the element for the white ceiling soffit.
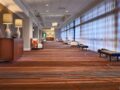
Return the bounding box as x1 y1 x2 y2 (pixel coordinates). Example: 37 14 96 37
0 0 22 12
0 0 32 18
0 0 42 29
21 0 98 29
13 0 30 17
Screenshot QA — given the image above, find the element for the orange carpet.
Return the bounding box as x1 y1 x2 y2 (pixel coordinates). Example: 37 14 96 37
0 41 120 90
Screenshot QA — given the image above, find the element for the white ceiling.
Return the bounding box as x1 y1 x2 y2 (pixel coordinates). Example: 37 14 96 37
21 0 98 29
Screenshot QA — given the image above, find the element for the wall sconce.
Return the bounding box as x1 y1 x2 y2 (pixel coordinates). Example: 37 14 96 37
3 13 13 38
15 19 23 38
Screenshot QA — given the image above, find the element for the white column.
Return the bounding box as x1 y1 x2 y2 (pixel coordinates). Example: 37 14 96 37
22 17 33 51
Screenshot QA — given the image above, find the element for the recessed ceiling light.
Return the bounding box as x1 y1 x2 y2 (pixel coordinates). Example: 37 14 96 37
46 10 49 12
45 4 49 6
52 22 58 27
65 10 69 13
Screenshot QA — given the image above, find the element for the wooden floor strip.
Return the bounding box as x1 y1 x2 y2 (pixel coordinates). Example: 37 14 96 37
0 41 120 90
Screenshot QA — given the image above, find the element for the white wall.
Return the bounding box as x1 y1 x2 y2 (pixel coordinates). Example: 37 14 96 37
22 17 33 51
43 29 55 38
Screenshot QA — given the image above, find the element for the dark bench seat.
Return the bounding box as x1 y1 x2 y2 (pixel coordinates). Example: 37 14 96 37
78 44 88 50
98 49 120 61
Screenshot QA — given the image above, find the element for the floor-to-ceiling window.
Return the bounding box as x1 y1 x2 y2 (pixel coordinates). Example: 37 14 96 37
68 22 74 41
61 27 66 41
61 22 74 41
68 28 74 41
80 0 116 51
117 2 120 51
75 18 80 42
61 0 119 52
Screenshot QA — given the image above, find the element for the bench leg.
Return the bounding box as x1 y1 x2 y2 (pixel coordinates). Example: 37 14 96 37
109 56 112 62
117 56 119 61
105 54 108 58
99 53 101 57
82 48 84 50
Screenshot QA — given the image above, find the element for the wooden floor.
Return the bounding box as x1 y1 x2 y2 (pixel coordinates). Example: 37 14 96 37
0 41 120 90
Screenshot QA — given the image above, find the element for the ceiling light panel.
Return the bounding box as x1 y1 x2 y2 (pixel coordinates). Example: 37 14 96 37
52 22 58 27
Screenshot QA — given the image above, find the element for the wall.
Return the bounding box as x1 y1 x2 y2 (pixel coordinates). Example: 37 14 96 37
0 3 21 38
0 4 8 38
43 29 55 38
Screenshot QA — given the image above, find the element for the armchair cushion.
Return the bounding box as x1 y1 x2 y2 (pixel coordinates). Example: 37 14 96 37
38 43 43 48
70 41 78 46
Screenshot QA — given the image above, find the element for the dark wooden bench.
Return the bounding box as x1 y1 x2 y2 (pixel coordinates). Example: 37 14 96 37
98 49 120 61
78 44 88 50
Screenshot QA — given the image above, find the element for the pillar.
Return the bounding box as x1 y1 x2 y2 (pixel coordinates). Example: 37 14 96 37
22 17 33 51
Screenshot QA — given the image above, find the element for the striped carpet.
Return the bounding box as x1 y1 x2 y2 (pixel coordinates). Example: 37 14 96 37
0 41 120 90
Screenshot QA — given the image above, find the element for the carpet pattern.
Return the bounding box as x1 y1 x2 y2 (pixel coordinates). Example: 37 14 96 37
0 41 120 90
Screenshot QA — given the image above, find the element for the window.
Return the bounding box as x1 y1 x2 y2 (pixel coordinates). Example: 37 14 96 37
67 28 74 41
75 26 80 42
117 12 120 51
81 0 115 23
61 31 66 41
69 22 74 28
61 0 118 51
75 17 80 26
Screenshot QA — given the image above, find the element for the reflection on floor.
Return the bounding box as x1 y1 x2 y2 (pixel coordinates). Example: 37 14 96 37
0 41 120 90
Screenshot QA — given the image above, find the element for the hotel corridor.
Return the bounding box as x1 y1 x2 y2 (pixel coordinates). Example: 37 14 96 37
0 41 120 90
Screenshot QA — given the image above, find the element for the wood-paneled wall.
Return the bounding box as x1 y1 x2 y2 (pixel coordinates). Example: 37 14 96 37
0 38 23 61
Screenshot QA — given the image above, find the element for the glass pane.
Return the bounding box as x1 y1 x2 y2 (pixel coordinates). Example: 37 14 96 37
75 26 80 42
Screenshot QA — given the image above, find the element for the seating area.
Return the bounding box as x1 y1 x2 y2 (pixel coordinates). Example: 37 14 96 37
98 48 120 61
60 41 120 62
70 41 79 47
63 40 71 45
31 38 43 50
61 41 120 62
63 40 68 44
78 44 89 50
